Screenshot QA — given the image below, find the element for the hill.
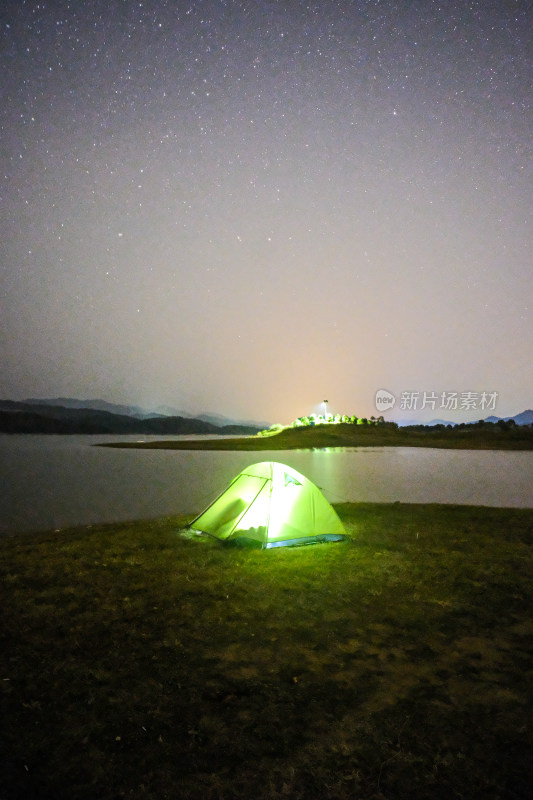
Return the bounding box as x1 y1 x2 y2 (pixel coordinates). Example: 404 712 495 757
100 420 533 451
0 401 260 435
395 409 533 426
23 397 162 418
507 409 533 425
21 397 270 429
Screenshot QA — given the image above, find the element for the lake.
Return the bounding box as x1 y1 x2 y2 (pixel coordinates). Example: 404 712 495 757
1 434 532 535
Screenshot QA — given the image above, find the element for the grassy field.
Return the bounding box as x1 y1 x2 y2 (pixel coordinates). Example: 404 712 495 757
98 422 533 451
1 503 532 799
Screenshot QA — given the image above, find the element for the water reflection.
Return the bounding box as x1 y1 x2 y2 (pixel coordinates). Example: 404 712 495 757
0 435 532 534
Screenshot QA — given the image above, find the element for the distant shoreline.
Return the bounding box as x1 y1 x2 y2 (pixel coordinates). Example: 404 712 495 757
97 422 533 451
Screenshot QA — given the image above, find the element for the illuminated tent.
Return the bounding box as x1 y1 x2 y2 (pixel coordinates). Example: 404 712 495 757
189 461 346 549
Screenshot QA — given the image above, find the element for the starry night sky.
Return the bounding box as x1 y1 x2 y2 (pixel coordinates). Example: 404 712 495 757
1 0 531 423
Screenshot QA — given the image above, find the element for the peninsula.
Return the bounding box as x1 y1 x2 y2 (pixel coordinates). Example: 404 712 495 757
99 420 533 451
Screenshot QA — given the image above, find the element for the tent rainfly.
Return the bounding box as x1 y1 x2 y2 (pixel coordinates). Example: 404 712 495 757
189 461 346 549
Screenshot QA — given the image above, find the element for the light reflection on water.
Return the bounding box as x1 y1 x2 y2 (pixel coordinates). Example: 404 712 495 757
0 434 532 534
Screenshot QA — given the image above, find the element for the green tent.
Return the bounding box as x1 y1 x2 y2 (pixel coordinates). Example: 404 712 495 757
189 461 346 549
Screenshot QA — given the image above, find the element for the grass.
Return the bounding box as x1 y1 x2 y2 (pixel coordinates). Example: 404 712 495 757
98 422 533 451
1 503 532 799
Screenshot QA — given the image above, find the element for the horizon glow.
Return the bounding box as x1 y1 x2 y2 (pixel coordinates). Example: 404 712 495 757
1 1 531 423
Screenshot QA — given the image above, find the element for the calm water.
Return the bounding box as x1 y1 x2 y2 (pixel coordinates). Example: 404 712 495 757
1 434 532 534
